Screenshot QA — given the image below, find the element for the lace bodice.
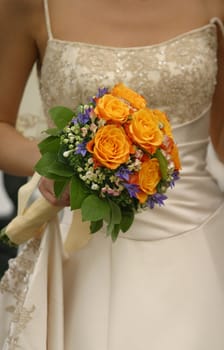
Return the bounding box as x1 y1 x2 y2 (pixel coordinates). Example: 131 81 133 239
39 23 218 127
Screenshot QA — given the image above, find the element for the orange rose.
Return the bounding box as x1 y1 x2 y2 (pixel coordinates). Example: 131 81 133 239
152 109 173 138
138 158 161 196
94 94 130 123
170 143 182 170
128 173 148 204
128 108 163 154
111 83 147 110
86 124 131 169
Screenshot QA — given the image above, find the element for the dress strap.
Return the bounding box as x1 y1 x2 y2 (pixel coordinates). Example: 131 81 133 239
43 0 53 40
210 17 224 36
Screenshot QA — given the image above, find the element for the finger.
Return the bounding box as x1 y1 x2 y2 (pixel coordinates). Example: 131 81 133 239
38 178 59 206
39 178 70 207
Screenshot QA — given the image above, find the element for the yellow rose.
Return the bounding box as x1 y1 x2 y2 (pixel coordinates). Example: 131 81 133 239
111 83 147 110
94 94 130 123
138 158 161 196
128 108 163 154
152 109 173 138
87 124 131 169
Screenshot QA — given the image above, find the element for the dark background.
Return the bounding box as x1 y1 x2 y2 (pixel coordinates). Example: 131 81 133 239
0 174 27 278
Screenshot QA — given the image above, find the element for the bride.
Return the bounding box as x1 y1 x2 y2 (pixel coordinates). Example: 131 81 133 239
0 0 224 349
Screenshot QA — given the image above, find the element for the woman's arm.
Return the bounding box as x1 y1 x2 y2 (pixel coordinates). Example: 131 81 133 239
0 1 71 206
0 0 41 176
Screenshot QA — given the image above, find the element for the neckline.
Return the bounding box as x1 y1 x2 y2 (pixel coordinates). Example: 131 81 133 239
39 20 217 79
47 21 216 50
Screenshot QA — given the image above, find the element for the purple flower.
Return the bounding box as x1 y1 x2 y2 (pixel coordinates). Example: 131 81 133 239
96 87 108 98
146 193 168 209
123 183 140 198
72 116 79 125
170 170 180 188
77 109 91 125
89 87 109 104
115 166 132 181
75 142 87 157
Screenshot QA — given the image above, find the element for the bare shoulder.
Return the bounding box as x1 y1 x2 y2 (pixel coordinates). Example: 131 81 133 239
0 0 43 36
216 0 224 19
220 0 224 20
0 0 42 16
204 0 224 20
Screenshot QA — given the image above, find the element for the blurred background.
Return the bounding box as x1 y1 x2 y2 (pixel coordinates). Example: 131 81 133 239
0 65 45 278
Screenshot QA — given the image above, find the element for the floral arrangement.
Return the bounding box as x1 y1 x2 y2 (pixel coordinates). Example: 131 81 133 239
0 83 181 245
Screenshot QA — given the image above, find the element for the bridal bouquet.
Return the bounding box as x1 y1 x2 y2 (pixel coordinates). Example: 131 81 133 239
0 83 181 245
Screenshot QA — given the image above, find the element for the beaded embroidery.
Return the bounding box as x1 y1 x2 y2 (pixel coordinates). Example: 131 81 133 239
39 25 218 127
0 239 41 349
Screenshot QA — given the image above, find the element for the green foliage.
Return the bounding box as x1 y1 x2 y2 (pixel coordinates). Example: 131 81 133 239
120 208 134 232
34 153 58 178
44 128 59 136
81 195 110 222
47 161 74 178
0 227 17 248
110 224 120 242
34 152 72 180
38 136 60 155
54 179 70 199
155 149 168 180
49 106 74 129
90 220 103 233
70 176 88 210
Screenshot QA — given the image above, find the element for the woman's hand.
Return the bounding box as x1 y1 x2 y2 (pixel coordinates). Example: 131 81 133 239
38 177 70 207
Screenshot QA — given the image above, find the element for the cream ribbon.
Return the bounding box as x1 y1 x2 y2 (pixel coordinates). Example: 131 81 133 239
5 172 92 254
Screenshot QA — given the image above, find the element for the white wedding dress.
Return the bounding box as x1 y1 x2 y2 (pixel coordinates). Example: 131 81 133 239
1 2 224 349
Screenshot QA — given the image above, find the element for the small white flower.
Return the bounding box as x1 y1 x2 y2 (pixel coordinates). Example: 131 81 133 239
86 170 94 177
91 183 99 190
97 118 106 127
88 158 94 165
168 161 174 170
63 150 72 158
90 123 98 133
81 127 88 137
135 149 143 159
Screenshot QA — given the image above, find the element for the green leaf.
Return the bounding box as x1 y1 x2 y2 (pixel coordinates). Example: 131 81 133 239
34 152 57 177
81 195 110 222
49 106 74 129
54 179 70 199
70 176 89 210
57 144 70 164
38 136 60 155
108 199 122 224
0 227 17 247
90 220 103 233
155 149 168 180
110 224 121 242
48 161 74 177
120 208 135 232
44 128 59 136
35 153 71 181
